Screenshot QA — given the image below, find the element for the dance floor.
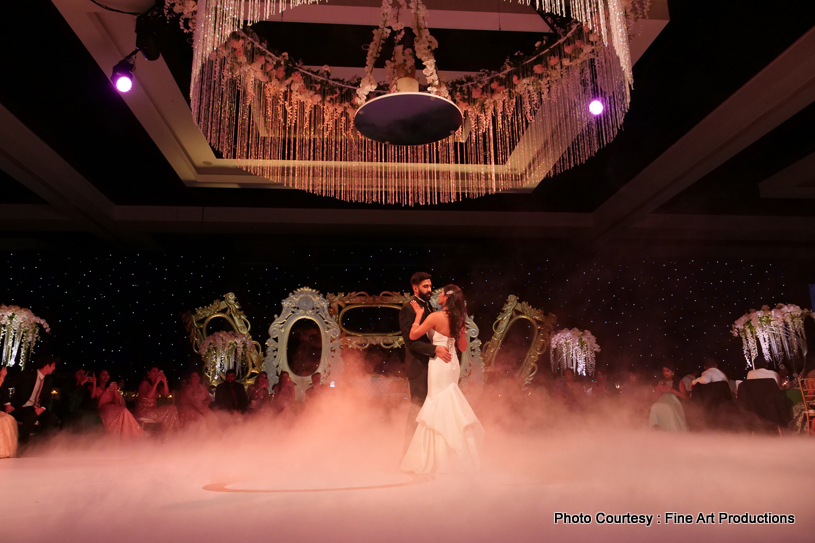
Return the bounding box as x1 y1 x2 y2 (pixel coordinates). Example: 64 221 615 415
1 401 814 542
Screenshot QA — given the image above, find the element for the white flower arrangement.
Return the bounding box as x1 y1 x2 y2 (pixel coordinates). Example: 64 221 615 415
731 304 812 368
164 0 197 33
200 330 253 381
0 304 50 369
356 0 394 105
550 327 600 376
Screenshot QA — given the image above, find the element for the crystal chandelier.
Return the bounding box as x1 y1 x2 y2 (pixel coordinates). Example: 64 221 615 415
190 0 635 205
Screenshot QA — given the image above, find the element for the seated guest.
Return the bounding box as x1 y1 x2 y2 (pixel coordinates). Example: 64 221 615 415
679 368 700 397
549 369 585 411
649 364 689 431
691 357 728 387
620 368 651 417
746 359 781 387
305 372 328 403
0 366 18 458
1 357 58 444
178 371 216 425
273 371 296 412
96 371 143 439
135 367 180 431
61 368 101 430
214 369 248 414
247 372 271 413
91 369 112 399
586 368 610 397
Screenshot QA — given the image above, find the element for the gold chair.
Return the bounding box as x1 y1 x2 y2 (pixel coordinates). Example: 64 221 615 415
799 378 815 435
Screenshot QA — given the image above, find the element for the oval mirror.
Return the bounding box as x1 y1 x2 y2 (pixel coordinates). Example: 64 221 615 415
286 318 323 377
340 306 402 336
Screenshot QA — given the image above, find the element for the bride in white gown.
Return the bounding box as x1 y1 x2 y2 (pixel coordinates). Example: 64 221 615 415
401 285 484 473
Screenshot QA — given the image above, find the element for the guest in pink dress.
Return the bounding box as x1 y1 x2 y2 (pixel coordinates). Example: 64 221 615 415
273 371 296 413
0 366 18 458
178 371 216 427
247 372 272 414
135 367 180 432
95 371 143 439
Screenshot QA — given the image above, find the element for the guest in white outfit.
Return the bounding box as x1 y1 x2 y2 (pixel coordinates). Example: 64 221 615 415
746 359 781 387
0 366 18 458
691 358 728 388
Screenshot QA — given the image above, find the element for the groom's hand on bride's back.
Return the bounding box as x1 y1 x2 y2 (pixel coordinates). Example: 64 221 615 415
435 346 452 363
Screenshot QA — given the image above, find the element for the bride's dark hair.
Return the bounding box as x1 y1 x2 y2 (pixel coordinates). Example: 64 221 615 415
442 284 467 337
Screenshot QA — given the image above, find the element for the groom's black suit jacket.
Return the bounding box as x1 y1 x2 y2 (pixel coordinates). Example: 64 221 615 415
400 296 436 405
1 369 53 409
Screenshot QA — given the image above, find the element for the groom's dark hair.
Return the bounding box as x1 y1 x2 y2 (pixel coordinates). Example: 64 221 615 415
410 272 431 286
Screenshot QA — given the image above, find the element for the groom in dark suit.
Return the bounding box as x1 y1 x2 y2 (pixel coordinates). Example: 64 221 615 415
399 272 451 449
1 356 58 443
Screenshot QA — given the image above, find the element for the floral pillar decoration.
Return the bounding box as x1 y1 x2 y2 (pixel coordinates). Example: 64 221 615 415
0 305 50 369
200 330 253 382
550 328 600 377
731 304 812 369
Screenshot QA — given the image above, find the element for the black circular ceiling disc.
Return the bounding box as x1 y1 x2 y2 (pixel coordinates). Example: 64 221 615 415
354 92 463 146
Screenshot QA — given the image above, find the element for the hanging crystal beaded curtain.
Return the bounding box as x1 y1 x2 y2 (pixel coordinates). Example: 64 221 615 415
191 0 634 205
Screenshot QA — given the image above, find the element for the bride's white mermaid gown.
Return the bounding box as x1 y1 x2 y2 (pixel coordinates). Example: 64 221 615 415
401 329 484 473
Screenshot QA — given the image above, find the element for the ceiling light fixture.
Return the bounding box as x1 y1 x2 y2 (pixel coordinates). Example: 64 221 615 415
589 100 604 116
111 50 138 93
188 0 638 205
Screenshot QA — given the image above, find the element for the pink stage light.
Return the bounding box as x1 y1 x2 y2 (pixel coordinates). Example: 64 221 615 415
589 100 604 115
114 75 133 93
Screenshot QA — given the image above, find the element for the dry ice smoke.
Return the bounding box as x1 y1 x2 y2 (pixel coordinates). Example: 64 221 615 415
1 356 814 543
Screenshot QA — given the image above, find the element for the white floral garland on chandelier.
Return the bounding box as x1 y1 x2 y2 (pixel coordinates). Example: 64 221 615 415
185 0 646 205
550 328 600 376
199 330 253 380
356 0 445 105
0 305 50 369
179 0 648 107
731 304 812 368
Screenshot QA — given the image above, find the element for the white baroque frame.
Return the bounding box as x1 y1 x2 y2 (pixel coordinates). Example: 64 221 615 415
264 287 343 400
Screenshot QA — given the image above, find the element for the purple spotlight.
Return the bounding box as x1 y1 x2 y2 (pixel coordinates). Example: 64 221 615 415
111 57 135 93
114 75 133 93
589 100 604 116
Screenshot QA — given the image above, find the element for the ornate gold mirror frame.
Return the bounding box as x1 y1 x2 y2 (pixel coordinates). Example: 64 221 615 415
481 295 557 386
183 292 264 384
326 291 410 349
264 287 343 400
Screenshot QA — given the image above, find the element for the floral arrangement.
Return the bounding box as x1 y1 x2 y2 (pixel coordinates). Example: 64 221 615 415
550 328 600 376
209 14 599 126
200 330 253 381
731 304 812 368
164 0 197 33
0 305 50 369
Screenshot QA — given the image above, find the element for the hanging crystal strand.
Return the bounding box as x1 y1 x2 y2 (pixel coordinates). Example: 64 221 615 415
8 326 23 368
1 321 11 366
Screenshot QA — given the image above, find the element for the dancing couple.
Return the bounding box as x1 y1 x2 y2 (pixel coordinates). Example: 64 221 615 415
399 272 483 473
